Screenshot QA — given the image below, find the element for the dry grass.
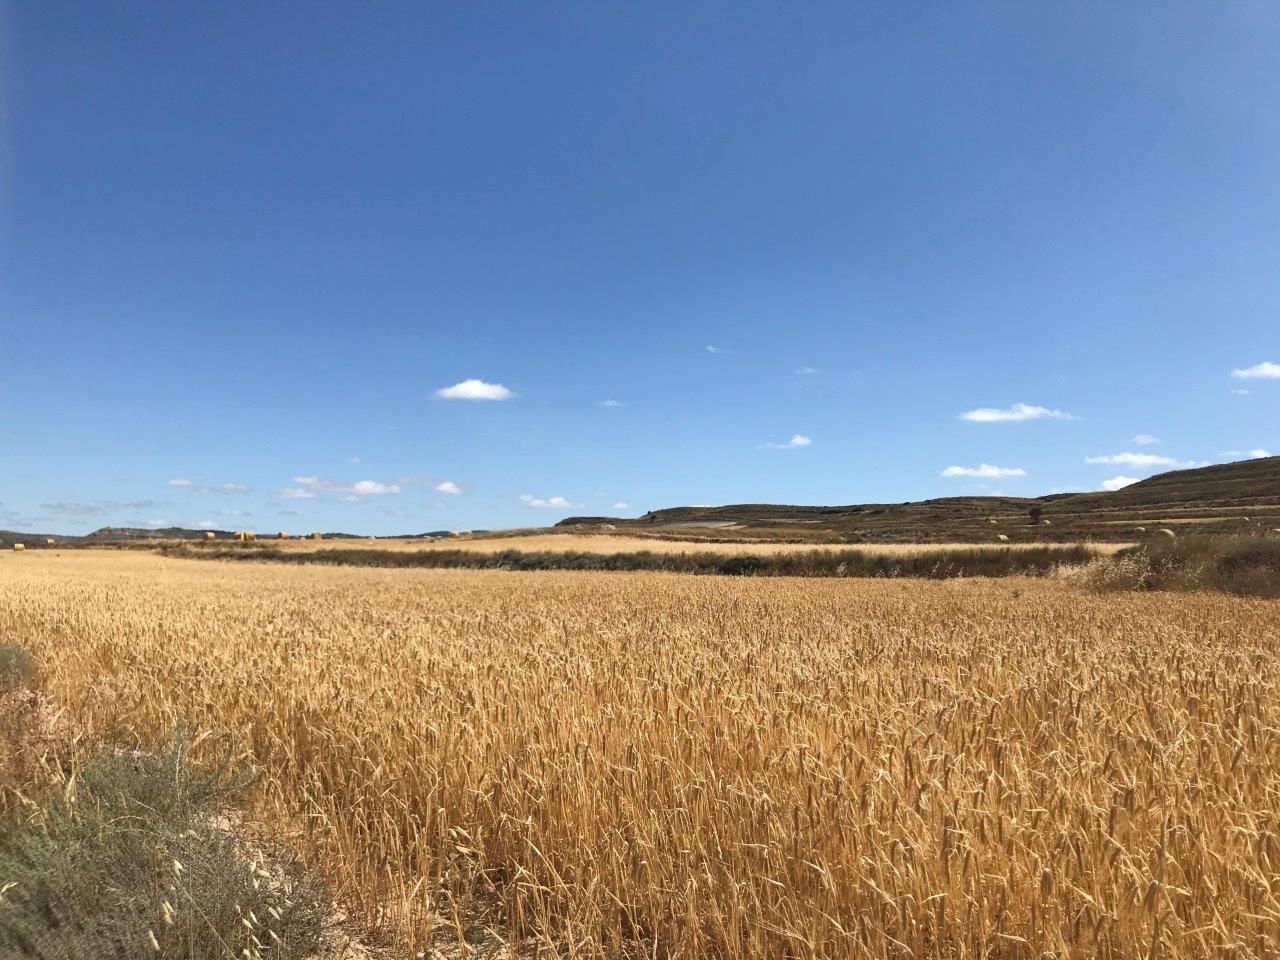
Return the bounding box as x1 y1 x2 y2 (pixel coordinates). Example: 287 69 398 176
2 552 1279 958
271 533 1128 557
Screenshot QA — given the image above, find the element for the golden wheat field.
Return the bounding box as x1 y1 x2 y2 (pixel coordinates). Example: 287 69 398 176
3 551 1280 958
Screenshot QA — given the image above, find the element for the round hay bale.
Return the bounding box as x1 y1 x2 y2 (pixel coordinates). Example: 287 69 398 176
996 534 1010 542
45 538 56 545
310 532 323 540
12 543 25 552
203 531 216 541
1039 519 1051 526
1267 528 1280 538
277 531 289 540
1155 528 1176 539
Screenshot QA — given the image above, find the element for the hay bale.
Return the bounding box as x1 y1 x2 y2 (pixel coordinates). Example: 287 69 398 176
44 538 56 545
12 543 24 552
277 531 289 540
1155 528 1176 539
203 531 216 541
996 534 1010 542
1039 519 1051 526
310 532 323 540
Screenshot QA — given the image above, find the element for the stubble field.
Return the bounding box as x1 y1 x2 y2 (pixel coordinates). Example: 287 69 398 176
2 551 1278 958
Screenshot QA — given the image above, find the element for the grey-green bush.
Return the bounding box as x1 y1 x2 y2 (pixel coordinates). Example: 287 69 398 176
0 734 327 960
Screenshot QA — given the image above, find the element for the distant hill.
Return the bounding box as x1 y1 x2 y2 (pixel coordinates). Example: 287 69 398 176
558 457 1280 543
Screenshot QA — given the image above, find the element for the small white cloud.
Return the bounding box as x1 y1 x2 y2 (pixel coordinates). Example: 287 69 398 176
1132 434 1160 446
519 494 583 510
1231 388 1251 396
1249 449 1272 459
1100 475 1139 492
435 481 464 495
960 403 1076 423
599 399 623 408
765 434 812 450
292 475 324 487
280 488 318 500
795 366 817 375
940 464 1027 478
146 518 168 528
168 478 193 487
350 480 400 496
435 379 515 401
1085 452 1179 467
196 519 216 528
349 456 361 464
705 345 726 354
210 483 250 494
1231 361 1280 380
612 501 629 510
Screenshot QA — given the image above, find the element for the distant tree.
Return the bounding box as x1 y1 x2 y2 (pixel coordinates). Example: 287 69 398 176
1028 506 1043 525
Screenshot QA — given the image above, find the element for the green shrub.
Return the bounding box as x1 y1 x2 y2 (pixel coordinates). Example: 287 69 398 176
0 645 34 693
0 734 327 960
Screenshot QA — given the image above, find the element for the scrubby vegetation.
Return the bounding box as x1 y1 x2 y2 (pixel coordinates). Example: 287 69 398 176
175 542 1099 579
0 644 34 693
0 729 328 959
1067 535 1280 597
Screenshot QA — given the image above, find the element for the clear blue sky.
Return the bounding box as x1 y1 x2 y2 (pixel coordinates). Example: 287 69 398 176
2 2 1277 534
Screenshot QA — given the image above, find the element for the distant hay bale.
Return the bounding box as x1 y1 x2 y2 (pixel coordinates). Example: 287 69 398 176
235 531 257 542
1155 528 1176 539
203 531 216 541
449 531 462 538
277 531 289 540
988 519 998 525
602 524 616 531
12 544 24 552
996 534 1010 542
45 538 56 545
1039 519 1051 526
310 532 323 540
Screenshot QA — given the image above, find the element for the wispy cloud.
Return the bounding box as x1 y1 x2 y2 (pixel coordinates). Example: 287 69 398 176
764 434 812 450
1084 452 1180 467
519 494 583 510
168 479 250 495
42 499 164 516
795 366 817 375
434 481 464 495
435 379 515 401
599 399 623 408
613 501 629 510
940 464 1027 479
705 345 727 355
1222 449 1272 460
1100 475 1139 492
1132 434 1160 446
1231 388 1251 396
280 488 318 500
1231 361 1280 380
960 403 1076 423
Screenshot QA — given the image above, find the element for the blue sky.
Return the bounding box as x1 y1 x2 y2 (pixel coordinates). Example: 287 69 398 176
2 2 1277 534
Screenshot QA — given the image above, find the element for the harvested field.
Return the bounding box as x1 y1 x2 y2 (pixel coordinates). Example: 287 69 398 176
3 551 1279 958
266 533 1129 557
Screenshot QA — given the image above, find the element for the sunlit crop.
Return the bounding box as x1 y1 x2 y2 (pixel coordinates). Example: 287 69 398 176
2 551 1279 958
